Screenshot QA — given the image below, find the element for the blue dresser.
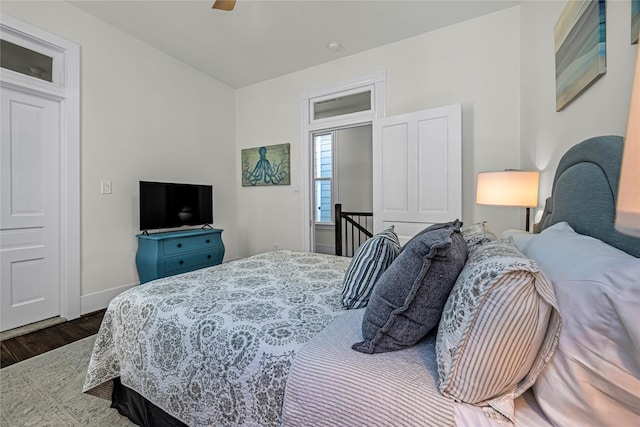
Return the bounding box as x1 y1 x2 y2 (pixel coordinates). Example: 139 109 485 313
136 228 224 284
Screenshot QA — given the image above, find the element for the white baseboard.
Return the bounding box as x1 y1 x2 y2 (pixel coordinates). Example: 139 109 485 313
80 282 138 314
79 259 245 315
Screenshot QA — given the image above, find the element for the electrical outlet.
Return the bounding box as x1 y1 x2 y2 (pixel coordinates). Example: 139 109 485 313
101 180 112 194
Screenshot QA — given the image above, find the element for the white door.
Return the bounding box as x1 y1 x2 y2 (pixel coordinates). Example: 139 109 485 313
1 86 61 331
373 104 462 245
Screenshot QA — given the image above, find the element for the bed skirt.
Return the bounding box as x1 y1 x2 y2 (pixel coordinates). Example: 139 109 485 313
111 377 187 427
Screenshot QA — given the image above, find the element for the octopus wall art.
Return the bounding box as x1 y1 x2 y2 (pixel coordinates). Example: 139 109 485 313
241 143 290 187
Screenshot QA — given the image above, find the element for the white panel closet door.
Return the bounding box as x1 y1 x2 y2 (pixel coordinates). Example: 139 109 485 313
1 86 61 331
373 104 461 245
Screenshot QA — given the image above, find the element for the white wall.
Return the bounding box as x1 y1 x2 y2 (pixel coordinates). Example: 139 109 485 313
520 0 637 214
236 6 522 256
1 1 237 312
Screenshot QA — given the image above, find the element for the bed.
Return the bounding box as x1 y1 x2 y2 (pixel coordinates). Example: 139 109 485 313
83 251 352 426
84 135 639 426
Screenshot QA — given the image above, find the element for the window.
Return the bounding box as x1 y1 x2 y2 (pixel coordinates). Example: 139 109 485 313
312 90 371 121
313 132 333 223
0 39 53 82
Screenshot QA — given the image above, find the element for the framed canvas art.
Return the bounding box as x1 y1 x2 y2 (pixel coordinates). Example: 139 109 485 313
241 143 290 186
554 0 606 111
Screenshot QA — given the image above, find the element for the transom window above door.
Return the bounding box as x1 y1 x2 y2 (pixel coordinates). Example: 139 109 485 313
310 86 373 125
312 90 371 120
0 39 53 82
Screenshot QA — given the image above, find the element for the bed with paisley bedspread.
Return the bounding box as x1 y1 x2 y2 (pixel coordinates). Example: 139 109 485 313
83 250 351 427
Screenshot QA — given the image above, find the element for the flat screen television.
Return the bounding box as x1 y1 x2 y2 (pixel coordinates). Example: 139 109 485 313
139 181 213 231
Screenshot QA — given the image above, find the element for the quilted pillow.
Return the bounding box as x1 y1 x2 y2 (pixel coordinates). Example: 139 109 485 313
341 226 400 309
436 239 562 423
352 220 467 353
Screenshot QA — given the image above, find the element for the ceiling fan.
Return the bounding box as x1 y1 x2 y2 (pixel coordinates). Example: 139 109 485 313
212 0 235 11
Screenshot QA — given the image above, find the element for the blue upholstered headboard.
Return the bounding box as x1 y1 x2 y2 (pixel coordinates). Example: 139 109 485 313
538 135 640 257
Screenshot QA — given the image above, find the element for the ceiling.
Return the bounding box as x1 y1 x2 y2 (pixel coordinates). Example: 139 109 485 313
69 0 519 89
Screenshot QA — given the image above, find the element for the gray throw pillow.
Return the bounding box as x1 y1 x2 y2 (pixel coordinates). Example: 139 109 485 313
399 220 463 252
352 220 467 354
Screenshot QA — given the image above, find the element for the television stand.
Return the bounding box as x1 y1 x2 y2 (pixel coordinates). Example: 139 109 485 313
135 228 224 284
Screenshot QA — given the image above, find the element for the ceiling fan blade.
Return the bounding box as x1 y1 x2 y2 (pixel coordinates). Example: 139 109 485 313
212 0 235 11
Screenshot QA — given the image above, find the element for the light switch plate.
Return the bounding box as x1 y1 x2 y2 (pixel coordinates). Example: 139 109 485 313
101 180 112 194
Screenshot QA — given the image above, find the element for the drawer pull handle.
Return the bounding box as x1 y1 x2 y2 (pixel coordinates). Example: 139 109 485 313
179 260 184 265
207 255 212 259
177 243 182 248
206 239 210 243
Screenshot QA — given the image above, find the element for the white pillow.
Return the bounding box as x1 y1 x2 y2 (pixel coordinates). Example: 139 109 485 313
525 222 640 427
501 229 535 253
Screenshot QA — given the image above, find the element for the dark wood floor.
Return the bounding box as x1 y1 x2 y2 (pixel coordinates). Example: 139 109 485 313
0 309 106 369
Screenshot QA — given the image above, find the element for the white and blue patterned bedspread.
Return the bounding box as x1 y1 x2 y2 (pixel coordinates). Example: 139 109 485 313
83 250 351 427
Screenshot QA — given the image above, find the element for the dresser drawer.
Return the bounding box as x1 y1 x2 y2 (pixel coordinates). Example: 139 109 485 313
162 235 218 255
164 251 218 274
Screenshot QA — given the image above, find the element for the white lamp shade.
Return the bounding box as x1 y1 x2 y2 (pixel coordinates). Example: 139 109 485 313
476 170 539 208
615 47 640 237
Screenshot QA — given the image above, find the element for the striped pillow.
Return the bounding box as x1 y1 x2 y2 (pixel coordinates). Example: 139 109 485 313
341 227 400 309
435 239 562 423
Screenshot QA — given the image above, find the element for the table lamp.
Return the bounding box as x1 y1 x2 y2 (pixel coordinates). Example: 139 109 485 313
615 44 640 237
476 170 540 232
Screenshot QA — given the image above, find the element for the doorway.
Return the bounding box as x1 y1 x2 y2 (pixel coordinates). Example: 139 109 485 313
312 124 373 254
301 71 386 253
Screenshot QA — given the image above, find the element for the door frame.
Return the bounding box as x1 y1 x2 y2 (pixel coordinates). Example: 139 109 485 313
1 15 81 322
300 71 386 252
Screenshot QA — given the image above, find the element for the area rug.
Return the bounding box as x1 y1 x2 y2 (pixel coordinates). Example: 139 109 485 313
0 336 133 426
